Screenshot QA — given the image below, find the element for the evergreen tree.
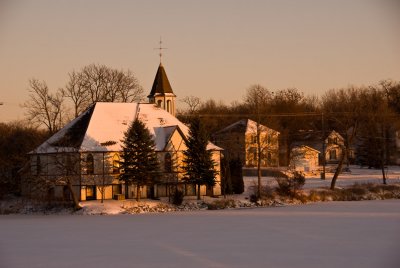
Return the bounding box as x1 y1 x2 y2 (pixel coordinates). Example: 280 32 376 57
230 157 244 194
119 119 159 201
183 117 217 200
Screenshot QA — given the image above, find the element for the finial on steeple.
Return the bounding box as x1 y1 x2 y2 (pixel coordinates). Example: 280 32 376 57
154 37 167 63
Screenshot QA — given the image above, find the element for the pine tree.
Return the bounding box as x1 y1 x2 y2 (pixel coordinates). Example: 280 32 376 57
119 119 159 201
230 157 244 194
183 117 216 200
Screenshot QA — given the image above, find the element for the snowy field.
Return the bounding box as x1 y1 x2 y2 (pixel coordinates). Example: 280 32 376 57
1 200 400 268
243 165 400 195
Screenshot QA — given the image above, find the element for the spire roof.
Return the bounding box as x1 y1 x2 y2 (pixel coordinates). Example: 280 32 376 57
148 63 175 97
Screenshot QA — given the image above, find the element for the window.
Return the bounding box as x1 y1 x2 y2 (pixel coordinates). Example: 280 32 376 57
86 186 96 200
185 184 196 196
267 152 272 163
167 100 171 113
112 184 122 196
86 154 94 174
112 154 120 174
164 153 172 172
329 150 337 160
251 135 257 144
157 100 162 107
36 155 41 175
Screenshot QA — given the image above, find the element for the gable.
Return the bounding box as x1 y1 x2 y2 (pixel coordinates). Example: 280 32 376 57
164 127 187 152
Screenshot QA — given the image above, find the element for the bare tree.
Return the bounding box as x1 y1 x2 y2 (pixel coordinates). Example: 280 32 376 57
357 86 398 184
270 88 317 166
244 85 273 198
321 87 365 189
27 152 82 210
181 95 202 114
23 79 67 134
63 64 144 115
61 71 90 118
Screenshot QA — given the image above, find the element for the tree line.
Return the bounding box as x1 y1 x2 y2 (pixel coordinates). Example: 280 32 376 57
2 62 399 199
178 80 400 189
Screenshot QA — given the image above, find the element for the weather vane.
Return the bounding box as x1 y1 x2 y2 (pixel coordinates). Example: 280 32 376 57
154 37 167 63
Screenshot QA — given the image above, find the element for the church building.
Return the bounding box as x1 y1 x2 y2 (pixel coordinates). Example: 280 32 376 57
24 63 222 201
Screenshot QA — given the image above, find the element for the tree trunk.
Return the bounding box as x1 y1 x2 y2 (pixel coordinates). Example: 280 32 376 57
67 180 82 210
197 184 201 200
381 166 387 185
330 150 345 190
257 122 262 199
136 185 141 202
257 157 262 198
100 186 104 203
381 125 387 185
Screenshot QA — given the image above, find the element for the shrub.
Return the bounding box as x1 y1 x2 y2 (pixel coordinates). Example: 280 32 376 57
275 171 305 197
207 199 235 210
249 182 275 203
308 190 321 202
249 194 258 203
171 190 184 206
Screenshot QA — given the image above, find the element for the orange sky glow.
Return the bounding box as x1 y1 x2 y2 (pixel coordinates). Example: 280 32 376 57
0 0 399 122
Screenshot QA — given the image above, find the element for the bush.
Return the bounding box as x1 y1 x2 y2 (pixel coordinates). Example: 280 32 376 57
249 182 275 203
171 190 184 206
207 199 236 210
249 194 258 203
275 171 305 197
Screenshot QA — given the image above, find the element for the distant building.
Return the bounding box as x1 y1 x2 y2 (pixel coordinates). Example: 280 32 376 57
213 119 280 167
290 145 320 173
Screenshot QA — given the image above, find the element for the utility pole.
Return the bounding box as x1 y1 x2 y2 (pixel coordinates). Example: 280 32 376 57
321 112 326 180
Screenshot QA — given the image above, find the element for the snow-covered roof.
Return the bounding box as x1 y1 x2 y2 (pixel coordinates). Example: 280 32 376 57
292 145 320 153
245 119 280 135
31 102 221 154
215 119 279 135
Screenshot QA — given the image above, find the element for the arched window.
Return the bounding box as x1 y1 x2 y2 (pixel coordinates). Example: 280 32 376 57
164 153 172 172
86 154 94 174
167 100 171 113
112 154 120 174
36 155 41 175
157 100 162 107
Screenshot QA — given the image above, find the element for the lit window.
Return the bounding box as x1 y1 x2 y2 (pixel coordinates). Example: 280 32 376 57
86 154 94 174
165 153 172 172
112 154 120 174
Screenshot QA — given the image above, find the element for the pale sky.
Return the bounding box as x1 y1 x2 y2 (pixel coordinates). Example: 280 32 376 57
0 0 399 122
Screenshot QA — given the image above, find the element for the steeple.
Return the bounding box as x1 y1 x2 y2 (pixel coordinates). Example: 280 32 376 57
148 63 176 116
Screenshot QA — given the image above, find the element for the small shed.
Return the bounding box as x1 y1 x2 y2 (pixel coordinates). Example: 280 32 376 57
290 145 320 173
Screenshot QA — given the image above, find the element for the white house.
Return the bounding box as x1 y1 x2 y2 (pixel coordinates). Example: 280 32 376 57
290 145 320 173
25 64 222 201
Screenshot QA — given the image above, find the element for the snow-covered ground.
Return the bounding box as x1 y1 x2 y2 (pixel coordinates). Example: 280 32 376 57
1 200 400 268
243 165 400 195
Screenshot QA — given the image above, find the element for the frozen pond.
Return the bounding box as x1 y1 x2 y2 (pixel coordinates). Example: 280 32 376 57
1 200 400 268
